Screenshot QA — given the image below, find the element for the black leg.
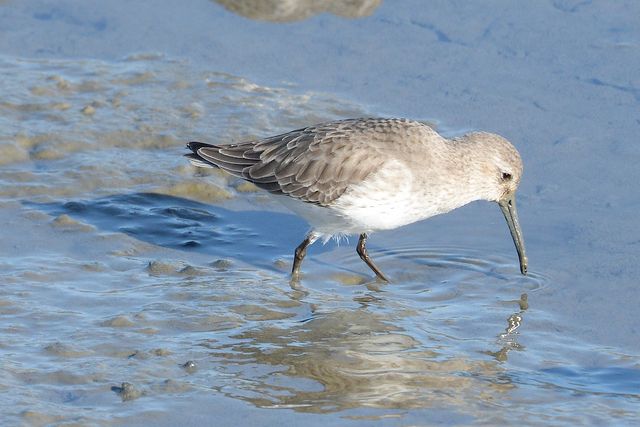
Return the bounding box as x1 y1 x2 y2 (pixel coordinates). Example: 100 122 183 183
356 233 390 282
292 235 314 277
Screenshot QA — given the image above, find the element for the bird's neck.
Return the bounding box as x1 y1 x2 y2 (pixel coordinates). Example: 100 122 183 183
411 140 494 216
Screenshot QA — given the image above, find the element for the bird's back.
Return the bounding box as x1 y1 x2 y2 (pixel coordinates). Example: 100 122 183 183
187 118 443 206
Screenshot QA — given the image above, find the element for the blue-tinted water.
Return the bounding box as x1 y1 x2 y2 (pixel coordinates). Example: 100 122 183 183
1 1 639 425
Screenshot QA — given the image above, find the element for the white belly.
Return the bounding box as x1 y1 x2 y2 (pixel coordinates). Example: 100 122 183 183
330 159 436 231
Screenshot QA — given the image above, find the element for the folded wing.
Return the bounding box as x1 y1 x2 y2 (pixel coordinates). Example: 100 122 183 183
187 119 397 206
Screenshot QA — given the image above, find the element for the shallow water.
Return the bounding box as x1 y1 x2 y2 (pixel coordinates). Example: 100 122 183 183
1 0 640 425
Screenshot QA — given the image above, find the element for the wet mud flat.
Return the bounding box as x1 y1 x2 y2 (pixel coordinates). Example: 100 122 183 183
1 0 640 425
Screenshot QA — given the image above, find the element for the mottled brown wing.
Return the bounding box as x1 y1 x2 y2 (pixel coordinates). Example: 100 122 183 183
188 119 392 206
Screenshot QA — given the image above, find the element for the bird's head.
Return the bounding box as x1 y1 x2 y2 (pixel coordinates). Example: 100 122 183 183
462 132 528 275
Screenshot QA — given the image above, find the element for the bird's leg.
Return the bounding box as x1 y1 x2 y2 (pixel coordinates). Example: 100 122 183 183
292 233 317 278
356 233 390 282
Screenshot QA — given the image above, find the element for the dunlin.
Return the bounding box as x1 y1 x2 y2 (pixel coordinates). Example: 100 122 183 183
186 118 527 281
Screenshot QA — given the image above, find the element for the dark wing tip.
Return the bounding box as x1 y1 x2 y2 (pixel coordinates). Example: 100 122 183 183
186 141 215 153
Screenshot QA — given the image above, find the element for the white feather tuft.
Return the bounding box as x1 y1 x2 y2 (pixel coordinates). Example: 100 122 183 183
188 158 215 168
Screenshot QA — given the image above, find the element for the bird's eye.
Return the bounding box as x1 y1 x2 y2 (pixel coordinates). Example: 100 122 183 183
502 172 513 181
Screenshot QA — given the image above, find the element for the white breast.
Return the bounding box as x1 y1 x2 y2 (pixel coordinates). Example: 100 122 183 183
329 159 439 232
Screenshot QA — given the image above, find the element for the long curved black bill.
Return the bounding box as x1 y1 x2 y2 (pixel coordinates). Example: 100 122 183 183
498 193 528 275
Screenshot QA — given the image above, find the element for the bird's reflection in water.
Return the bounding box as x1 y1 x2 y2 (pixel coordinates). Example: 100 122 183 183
485 293 529 362
212 0 382 22
203 290 529 413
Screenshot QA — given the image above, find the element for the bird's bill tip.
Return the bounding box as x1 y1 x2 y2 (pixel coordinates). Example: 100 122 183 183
519 256 528 275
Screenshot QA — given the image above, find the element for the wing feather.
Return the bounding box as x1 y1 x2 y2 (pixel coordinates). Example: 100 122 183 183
185 118 425 206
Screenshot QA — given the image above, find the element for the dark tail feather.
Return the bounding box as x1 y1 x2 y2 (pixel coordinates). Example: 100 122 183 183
186 141 216 153
185 141 218 169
